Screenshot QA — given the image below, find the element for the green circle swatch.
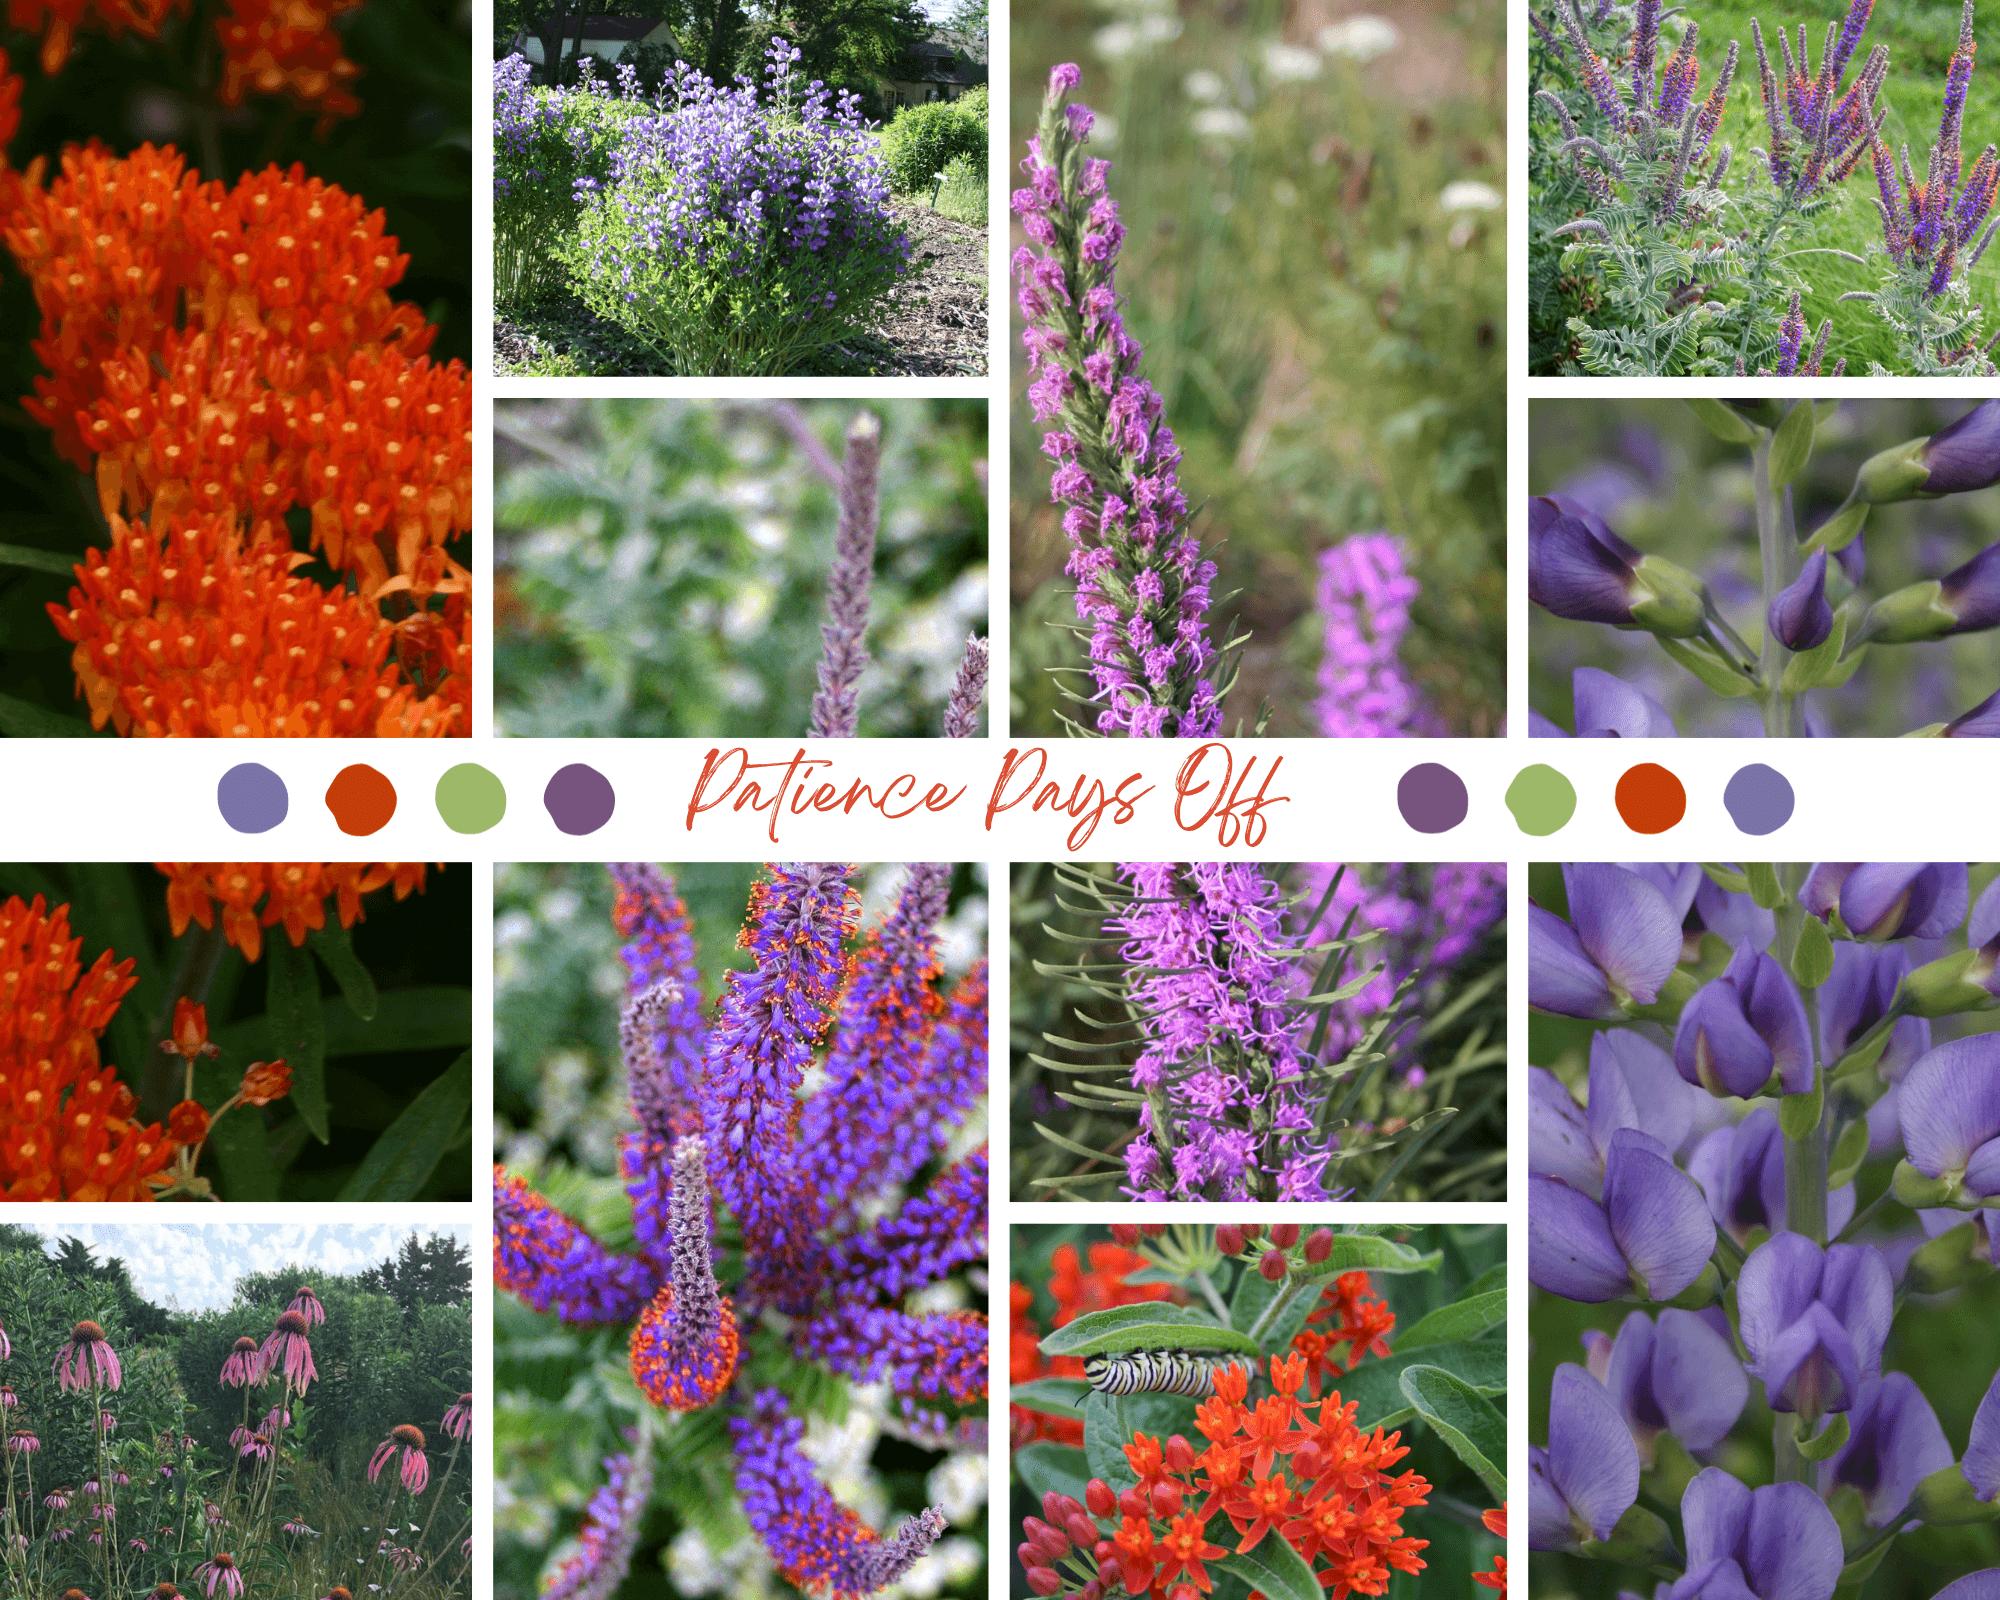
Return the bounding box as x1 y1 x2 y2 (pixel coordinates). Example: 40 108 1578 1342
1505 763 1577 836
436 763 507 834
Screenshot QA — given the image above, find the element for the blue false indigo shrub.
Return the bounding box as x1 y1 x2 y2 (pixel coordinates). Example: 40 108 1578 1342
1530 397 2000 737
556 39 911 376
1528 859 2000 1600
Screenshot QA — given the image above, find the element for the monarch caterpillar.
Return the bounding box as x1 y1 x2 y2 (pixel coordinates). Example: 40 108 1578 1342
1082 1349 1222 1398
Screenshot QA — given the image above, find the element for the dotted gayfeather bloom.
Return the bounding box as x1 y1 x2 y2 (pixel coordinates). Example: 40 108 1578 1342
541 1433 655 1600
942 635 989 737
1012 65 1227 738
493 1167 654 1323
628 1136 740 1412
731 1390 950 1600
1312 535 1442 739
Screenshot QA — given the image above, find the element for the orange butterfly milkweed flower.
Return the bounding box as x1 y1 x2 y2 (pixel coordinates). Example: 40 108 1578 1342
156 861 432 965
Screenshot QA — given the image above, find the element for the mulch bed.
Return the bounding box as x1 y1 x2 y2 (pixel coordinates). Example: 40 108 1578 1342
492 201 989 378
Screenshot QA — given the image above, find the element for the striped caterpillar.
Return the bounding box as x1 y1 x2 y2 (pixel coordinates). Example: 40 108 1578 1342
1082 1349 1222 1398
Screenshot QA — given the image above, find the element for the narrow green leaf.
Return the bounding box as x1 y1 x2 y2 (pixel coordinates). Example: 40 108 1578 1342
308 924 379 1021
1033 1122 1125 1166
67 864 163 1083
1657 636 1759 697
1803 500 1868 553
1216 1534 1323 1600
1796 1411 1850 1461
1700 863 1752 893
267 940 329 1142
1779 1075 1824 1138
210 985 471 1062
1686 398 1759 443
1284 1231 1444 1280
1828 1116 1871 1188
337 1050 470 1200
1746 861 1785 909
1395 1290 1507 1352
0 542 74 574
1399 1364 1508 1503
1769 399 1816 489
0 691 99 737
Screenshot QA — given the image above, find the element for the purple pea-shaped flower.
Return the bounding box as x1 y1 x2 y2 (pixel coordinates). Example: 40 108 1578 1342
1919 400 2000 495
1965 1365 2000 1502
1530 667 1680 738
1736 1234 1892 1418
1668 1468 1844 1600
1800 862 1970 941
1531 1127 1716 1303
1898 1033 2000 1203
1583 1308 1748 1462
1529 495 1706 636
1531 863 1687 1019
1529 1362 1640 1549
1673 942 1814 1099
1689 1107 1857 1244
1818 1373 1953 1528
1530 1031 1695 1198
1820 942 1931 1079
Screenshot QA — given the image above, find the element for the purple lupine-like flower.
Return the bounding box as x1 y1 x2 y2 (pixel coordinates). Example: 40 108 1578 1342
1672 1468 1844 1600
732 1389 948 1594
1770 549 1835 651
1531 667 1679 738
1674 942 1814 1099
1736 1234 1892 1417
1899 1033 2000 1202
1801 862 1970 940
1014 65 1227 737
494 1167 655 1323
943 635 989 737
1312 534 1441 738
52 1322 120 1393
1920 401 2000 494
1818 1372 1953 1527
1946 685 2000 735
1529 1363 1640 1549
1530 1128 1715 1302
1821 942 1931 1078
1529 496 1646 623
629 1135 740 1412
1937 543 2000 635
809 413 882 739
1530 863 1686 1019
1584 1308 1748 1459
1965 1365 2000 1500
1689 1107 1857 1244
1530 1031 1695 1199
1936 1576 2000 1600
541 1432 655 1600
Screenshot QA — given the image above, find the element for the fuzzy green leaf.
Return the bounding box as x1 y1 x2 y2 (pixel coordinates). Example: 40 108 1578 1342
1399 1364 1508 1503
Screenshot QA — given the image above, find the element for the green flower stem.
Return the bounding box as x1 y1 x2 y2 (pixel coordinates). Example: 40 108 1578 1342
1752 423 1805 737
1246 1273 1314 1349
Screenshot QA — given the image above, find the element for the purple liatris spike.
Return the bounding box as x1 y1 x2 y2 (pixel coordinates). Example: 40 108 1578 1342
791 1305 990 1405
1014 66 1227 737
810 414 883 739
1312 534 1440 738
493 1167 653 1324
731 1388 947 1597
629 1136 740 1411
701 863 857 1273
831 1146 989 1301
541 1431 654 1600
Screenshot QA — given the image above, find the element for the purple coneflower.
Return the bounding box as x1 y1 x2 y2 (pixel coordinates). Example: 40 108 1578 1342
259 1310 317 1393
0 1385 14 1408
99 1411 117 1433
282 1519 319 1537
442 1392 473 1441
219 1336 265 1388
45 1487 71 1509
388 1547 423 1573
5 1430 36 1455
193 1553 244 1599
0 1318 9 1359
129 1537 150 1551
52 1321 121 1393
288 1284 326 1327
369 1423 431 1494
239 1431 272 1462
203 1501 223 1524
50 1524 73 1541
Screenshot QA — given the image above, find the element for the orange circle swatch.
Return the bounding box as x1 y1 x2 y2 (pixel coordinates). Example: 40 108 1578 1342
1616 763 1686 833
326 763 397 836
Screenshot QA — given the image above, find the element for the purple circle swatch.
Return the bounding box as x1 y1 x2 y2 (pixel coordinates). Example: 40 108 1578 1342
544 763 616 835
1725 763 1795 835
217 762 287 833
1397 762 1468 834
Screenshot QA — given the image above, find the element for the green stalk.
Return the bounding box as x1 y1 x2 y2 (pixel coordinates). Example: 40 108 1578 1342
1246 1272 1313 1348
409 1429 466 1571
1775 862 1826 1484
1751 421 1804 737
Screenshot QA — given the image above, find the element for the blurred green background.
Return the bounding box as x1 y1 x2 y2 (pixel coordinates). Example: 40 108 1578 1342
494 400 988 738
1527 860 2000 1600
1530 399 2000 736
0 0 471 725
494 860 989 1600
1010 0 1505 736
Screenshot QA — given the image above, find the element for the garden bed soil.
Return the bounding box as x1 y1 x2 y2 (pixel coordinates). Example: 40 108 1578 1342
493 201 988 378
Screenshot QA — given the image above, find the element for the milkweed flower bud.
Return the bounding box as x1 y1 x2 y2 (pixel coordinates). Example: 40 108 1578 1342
1267 1223 1300 1248
1109 1224 1140 1247
1215 1223 1246 1256
1085 1479 1115 1518
1769 548 1835 651
1304 1229 1334 1263
1258 1248 1288 1281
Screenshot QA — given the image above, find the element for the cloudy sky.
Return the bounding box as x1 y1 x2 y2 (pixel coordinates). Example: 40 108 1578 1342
21 1223 473 1312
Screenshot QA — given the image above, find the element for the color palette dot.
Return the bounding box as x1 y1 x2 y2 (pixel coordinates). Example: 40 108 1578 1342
1505 764 1576 836
436 763 507 834
217 762 287 833
1616 762 1686 834
545 763 615 835
1397 762 1468 834
326 763 397 836
1724 763 1795 835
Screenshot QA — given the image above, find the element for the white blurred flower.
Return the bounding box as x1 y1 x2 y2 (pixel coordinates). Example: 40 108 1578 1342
539 888 581 924
1439 179 1504 212
1318 15 1400 61
1094 14 1181 58
1274 179 1299 206
1211 192 1235 214
927 1452 988 1524
1092 112 1121 145
1262 41 1322 81
721 579 774 639
1183 69 1226 101
1191 107 1251 139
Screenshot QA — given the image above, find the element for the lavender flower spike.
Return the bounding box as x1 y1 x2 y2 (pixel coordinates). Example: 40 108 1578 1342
1314 534 1438 737
1528 1363 1640 1549
542 1430 655 1600
1013 65 1228 737
1736 1234 1892 1418
810 413 882 740
943 634 989 737
628 1136 740 1412
1670 1468 1843 1600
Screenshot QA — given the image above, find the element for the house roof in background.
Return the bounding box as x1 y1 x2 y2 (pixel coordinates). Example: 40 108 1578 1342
533 13 668 39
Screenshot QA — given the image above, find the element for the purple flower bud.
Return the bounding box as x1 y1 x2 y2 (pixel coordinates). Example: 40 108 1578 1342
1736 1234 1892 1417
1595 1308 1748 1461
1899 1033 2000 1202
1965 1366 2000 1501
1939 543 2000 634
1674 942 1814 1099
1769 549 1835 651
1530 864 1686 1019
1919 399 2000 494
1800 862 1970 941
1688 1107 1857 1244
1530 1128 1715 1303
1529 1364 1640 1549
1672 1468 1843 1600
1529 495 1645 623
1818 1373 1953 1527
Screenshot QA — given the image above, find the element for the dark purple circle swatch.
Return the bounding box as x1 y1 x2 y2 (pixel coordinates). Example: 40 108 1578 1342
544 763 616 835
217 762 288 833
1397 762 1468 834
1724 763 1795 835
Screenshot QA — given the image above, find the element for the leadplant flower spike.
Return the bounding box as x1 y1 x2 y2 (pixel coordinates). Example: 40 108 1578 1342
496 863 987 1596
810 414 882 740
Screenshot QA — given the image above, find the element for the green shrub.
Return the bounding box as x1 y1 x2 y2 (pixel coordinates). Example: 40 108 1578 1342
932 150 987 225
953 83 988 130
879 98 985 194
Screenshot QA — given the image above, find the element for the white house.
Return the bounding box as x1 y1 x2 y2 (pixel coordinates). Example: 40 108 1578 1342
514 14 682 69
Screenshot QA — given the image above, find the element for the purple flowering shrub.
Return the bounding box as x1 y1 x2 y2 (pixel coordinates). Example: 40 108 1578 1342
552 39 912 376
1013 860 1506 1203
494 862 988 1600
1528 860 2000 1600
1529 397 2000 738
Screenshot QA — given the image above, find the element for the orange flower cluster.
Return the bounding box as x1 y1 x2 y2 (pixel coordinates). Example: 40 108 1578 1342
216 0 362 126
0 895 174 1200
1024 1356 1429 1600
6 0 179 74
1474 1505 1506 1592
157 861 429 963
1291 1271 1397 1398
1012 1242 1180 1448
4 143 469 737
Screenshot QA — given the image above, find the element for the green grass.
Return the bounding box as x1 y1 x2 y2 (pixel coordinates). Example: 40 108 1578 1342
929 162 989 225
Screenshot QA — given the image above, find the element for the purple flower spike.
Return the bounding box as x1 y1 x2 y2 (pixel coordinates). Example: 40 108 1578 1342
1530 864 1686 1019
1674 942 1814 1099
1529 1363 1641 1549
1820 943 1931 1080
1599 1308 1749 1460
1899 1034 2000 1201
1690 1107 1858 1244
1530 1128 1716 1302
1569 667 1680 738
1921 400 2000 494
1964 1366 2000 1501
1801 863 1970 941
1770 549 1835 651
1670 1468 1844 1600
1736 1234 1892 1417
1819 1373 1953 1527
1530 495 1645 623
